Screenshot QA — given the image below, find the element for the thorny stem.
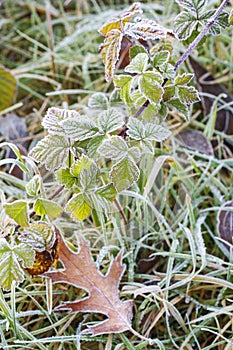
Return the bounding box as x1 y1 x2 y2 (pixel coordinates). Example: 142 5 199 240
122 0 230 122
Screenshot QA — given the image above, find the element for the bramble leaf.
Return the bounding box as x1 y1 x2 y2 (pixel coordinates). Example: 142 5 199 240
29 135 70 170
4 200 29 227
100 30 124 82
98 108 125 134
25 175 40 197
110 156 140 192
178 86 200 105
153 50 170 67
20 221 56 251
71 155 93 177
168 98 189 120
125 18 170 41
88 93 109 110
42 108 80 136
98 2 142 36
175 0 207 13
0 239 34 290
34 199 63 219
127 118 144 140
125 52 149 74
113 75 132 105
95 183 117 202
174 11 197 40
98 136 128 160
130 45 147 60
144 123 171 142
65 193 92 221
175 73 193 85
62 116 100 141
139 72 163 105
56 168 76 188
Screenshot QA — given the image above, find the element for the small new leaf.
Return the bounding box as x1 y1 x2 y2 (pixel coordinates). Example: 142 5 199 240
65 193 92 221
168 98 189 120
110 156 140 192
29 135 70 170
174 11 197 40
4 200 29 227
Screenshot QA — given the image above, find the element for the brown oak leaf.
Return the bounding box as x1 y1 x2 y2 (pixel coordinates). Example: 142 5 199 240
44 230 133 336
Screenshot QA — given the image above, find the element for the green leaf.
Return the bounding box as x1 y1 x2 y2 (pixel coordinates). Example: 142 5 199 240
79 163 98 191
87 135 106 159
71 154 93 177
29 135 70 170
95 183 117 202
0 239 34 290
65 193 92 221
174 11 197 40
125 53 149 74
4 200 29 227
88 93 109 110
34 199 63 219
229 9 233 26
98 135 128 160
168 98 189 120
110 156 140 192
98 108 125 134
175 73 193 85
20 221 56 251
25 175 40 196
113 75 132 105
208 12 228 36
0 253 24 290
100 30 124 82
175 0 207 13
161 63 175 79
13 243 35 268
0 65 17 111
178 86 200 105
128 146 141 163
163 85 176 102
56 168 76 188
62 116 100 141
127 118 144 140
42 108 80 136
153 50 170 67
139 72 163 105
130 45 147 60
144 123 171 142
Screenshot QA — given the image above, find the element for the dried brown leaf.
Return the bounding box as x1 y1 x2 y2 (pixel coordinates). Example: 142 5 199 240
217 200 233 248
44 230 133 336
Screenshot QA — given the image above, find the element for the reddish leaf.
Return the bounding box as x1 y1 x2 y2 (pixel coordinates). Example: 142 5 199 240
217 200 233 247
44 230 133 335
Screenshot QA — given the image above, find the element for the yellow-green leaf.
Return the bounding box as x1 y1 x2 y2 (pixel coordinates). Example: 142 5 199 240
0 65 17 111
65 193 92 221
34 198 63 219
4 200 29 227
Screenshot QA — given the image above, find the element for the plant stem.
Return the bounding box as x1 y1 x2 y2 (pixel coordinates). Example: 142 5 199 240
174 0 230 72
130 0 230 120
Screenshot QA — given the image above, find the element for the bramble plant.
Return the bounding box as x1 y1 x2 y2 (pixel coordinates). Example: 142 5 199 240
0 0 231 341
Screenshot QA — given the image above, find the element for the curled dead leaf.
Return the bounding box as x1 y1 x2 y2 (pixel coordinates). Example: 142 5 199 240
217 200 233 248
